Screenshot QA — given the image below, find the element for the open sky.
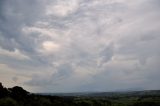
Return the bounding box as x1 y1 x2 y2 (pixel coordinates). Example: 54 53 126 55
0 0 160 93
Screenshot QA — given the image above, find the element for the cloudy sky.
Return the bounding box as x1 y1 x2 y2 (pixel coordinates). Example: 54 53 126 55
0 0 160 93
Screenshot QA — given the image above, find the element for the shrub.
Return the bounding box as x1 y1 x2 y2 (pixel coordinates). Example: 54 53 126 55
0 97 17 106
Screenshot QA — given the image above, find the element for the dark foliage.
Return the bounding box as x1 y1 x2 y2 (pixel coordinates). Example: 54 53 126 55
8 86 29 100
0 83 9 98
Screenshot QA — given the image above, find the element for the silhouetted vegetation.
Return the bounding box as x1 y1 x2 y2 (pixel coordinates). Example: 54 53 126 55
0 82 160 106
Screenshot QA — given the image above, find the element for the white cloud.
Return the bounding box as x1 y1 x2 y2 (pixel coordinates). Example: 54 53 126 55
22 26 58 38
0 48 30 60
40 41 60 54
46 0 80 17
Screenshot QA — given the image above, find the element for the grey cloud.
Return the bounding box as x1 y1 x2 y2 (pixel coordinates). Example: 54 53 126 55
24 74 52 87
0 0 54 69
140 32 160 41
0 0 160 92
12 76 18 83
53 63 74 79
99 44 114 66
25 63 74 90
79 58 160 91
0 0 51 47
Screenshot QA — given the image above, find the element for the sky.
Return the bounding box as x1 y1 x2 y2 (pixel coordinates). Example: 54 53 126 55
0 0 160 93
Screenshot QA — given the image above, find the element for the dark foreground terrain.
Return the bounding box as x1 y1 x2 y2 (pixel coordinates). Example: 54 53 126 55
0 83 160 106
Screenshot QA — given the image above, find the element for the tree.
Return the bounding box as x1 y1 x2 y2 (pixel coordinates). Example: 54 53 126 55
0 97 17 106
9 86 29 100
0 82 9 98
0 82 3 89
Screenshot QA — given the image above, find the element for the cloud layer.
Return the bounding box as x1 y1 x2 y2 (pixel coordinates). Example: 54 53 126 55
0 0 160 92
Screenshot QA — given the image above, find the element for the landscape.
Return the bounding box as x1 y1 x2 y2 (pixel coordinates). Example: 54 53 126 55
1 82 160 106
0 0 160 106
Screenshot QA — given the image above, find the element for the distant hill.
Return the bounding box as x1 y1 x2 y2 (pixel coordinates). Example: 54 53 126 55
38 90 160 97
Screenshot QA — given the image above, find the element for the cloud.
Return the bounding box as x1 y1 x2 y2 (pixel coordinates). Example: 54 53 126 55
0 0 160 92
25 63 75 92
12 76 18 83
0 47 30 60
40 41 60 54
98 44 114 66
46 0 80 17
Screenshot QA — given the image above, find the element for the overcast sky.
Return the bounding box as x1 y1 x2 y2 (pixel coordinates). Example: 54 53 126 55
0 0 160 93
